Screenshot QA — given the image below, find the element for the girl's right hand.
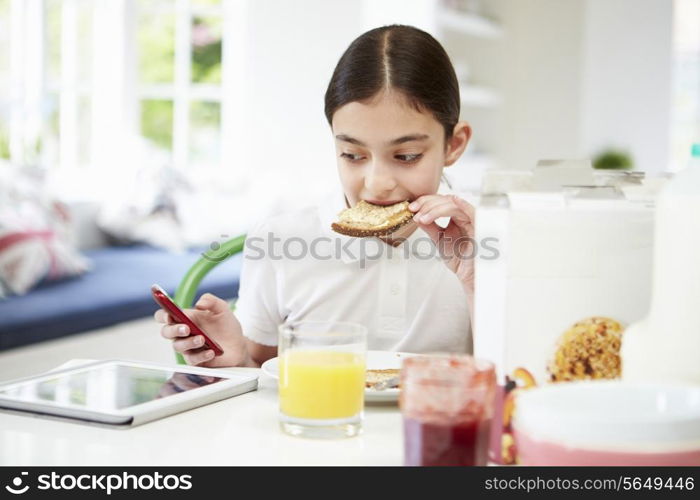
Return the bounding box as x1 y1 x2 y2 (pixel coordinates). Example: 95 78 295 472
154 293 251 368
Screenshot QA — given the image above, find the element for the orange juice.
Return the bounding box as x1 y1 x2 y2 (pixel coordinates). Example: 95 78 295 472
279 350 365 420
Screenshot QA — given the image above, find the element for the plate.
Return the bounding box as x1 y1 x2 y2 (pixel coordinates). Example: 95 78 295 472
260 350 413 403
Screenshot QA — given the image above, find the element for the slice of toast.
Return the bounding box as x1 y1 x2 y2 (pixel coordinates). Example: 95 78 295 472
331 200 414 237
365 369 401 388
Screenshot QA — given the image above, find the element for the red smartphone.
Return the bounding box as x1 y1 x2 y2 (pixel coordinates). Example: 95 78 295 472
151 284 224 356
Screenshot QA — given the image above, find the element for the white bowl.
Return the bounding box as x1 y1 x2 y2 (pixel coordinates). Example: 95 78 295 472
513 381 700 465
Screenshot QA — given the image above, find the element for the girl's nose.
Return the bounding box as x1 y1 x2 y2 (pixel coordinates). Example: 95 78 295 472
364 161 397 195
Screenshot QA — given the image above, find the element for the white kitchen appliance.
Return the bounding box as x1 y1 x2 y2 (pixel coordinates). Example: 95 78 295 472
473 164 658 386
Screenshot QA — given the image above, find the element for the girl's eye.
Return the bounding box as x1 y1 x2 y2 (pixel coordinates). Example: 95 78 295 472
395 153 423 163
340 152 365 162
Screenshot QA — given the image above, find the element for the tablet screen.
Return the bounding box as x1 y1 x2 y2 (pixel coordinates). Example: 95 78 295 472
0 364 227 410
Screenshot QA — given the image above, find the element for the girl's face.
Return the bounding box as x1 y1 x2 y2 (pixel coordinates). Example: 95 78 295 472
331 90 470 209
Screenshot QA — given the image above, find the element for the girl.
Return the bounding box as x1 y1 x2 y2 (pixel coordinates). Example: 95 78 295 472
155 25 475 368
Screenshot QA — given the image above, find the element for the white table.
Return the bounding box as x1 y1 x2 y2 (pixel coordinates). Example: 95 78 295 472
0 361 404 466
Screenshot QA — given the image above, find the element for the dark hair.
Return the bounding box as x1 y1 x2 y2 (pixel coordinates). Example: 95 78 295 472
324 25 460 140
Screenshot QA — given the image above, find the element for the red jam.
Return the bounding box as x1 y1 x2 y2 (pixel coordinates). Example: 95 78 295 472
403 417 492 466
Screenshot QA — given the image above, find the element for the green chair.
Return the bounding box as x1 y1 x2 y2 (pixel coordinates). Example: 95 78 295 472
173 234 246 364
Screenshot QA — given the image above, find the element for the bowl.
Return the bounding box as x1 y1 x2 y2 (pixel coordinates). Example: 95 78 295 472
512 381 700 466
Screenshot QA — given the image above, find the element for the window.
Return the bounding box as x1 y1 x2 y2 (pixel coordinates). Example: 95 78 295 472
137 0 224 170
0 0 240 185
671 0 700 171
0 0 10 159
1 0 57 166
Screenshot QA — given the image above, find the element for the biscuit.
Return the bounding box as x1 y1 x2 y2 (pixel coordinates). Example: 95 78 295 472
548 316 624 382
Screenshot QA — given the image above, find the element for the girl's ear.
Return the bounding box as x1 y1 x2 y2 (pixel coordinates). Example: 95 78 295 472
444 122 472 167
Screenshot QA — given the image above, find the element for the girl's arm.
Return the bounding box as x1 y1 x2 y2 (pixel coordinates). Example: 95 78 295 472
246 340 278 368
466 290 474 333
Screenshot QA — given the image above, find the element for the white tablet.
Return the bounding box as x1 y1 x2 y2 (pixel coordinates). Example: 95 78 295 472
0 359 258 427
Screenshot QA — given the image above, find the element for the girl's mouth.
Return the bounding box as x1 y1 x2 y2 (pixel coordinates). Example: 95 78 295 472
363 199 408 206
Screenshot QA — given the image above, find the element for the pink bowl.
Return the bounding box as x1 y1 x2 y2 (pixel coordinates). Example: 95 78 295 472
513 381 700 466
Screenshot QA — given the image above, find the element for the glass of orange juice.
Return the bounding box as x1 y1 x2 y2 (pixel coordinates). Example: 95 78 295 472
278 321 367 438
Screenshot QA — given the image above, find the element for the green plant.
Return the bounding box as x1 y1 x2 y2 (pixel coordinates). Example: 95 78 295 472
191 16 222 84
593 149 634 170
141 99 174 150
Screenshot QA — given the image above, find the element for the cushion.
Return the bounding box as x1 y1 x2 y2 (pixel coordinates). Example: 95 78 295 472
0 166 91 296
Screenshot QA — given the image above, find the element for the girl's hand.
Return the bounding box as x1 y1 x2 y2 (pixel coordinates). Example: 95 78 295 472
154 293 252 368
409 194 476 297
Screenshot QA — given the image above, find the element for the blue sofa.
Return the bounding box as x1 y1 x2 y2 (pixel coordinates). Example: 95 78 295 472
0 244 243 350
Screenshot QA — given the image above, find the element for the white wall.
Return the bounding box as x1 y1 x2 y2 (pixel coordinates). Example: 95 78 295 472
361 0 437 34
580 0 673 173
495 0 673 172
499 0 587 170
236 0 364 203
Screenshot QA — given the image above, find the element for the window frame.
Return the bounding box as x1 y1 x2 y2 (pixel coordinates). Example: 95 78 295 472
136 0 231 171
2 0 246 184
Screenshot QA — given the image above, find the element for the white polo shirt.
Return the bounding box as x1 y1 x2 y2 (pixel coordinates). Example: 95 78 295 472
235 186 472 354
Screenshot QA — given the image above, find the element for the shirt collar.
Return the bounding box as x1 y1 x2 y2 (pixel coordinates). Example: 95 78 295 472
317 181 456 263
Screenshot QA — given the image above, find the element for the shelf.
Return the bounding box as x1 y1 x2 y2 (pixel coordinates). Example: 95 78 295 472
436 6 503 39
460 84 502 108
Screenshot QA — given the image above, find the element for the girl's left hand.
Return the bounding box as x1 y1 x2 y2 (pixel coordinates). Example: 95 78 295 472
409 194 476 297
